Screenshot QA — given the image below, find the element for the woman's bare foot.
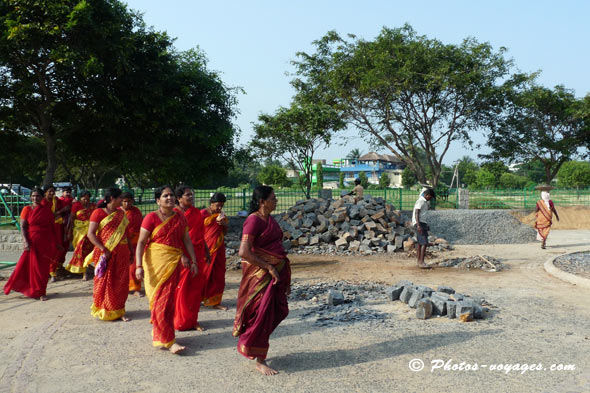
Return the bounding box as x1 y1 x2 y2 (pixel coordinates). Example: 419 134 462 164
133 291 144 297
169 343 186 354
212 304 228 311
40 295 48 301
121 315 131 322
82 273 88 281
255 358 278 375
195 323 206 331
50 276 57 283
417 262 431 269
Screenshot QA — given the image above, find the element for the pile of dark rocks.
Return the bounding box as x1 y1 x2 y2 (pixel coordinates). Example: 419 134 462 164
289 280 392 326
275 195 451 255
387 280 491 321
434 255 505 272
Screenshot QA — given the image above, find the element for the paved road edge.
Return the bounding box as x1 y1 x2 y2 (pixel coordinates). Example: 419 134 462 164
544 253 590 289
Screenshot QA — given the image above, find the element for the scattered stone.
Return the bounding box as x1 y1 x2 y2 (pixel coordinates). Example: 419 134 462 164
328 289 345 306
386 286 403 301
437 286 455 294
399 286 413 303
447 301 457 319
456 301 474 321
416 298 433 319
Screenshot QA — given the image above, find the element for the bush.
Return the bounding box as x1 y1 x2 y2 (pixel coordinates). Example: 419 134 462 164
258 165 291 187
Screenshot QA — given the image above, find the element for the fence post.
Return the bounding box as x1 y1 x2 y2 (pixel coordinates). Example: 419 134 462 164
523 188 526 209
242 188 248 212
384 188 387 204
399 188 403 210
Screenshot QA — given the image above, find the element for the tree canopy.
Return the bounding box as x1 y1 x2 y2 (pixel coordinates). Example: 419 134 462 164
484 84 588 183
251 99 345 198
0 0 238 188
292 24 515 187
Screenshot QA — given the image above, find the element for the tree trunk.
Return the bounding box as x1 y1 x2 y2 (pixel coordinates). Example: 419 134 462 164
42 131 57 188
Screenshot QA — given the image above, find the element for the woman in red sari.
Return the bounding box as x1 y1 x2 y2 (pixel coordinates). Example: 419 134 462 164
64 190 96 280
201 192 228 310
233 186 291 376
4 188 58 300
120 192 144 296
135 186 198 354
42 186 69 282
173 185 209 331
86 187 133 321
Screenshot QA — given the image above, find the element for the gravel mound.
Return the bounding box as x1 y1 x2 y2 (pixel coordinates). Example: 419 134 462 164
421 210 537 245
554 252 590 279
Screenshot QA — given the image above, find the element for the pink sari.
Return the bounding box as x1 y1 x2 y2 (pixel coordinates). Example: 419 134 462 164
232 214 290 360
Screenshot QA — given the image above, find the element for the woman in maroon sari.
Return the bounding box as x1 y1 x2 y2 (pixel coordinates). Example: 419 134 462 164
4 188 58 300
233 186 291 376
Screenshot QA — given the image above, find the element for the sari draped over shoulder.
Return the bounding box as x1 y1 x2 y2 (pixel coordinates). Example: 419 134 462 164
124 206 143 292
64 203 95 274
142 212 186 348
173 206 206 331
535 199 554 241
233 214 290 360
88 209 130 321
4 205 56 298
201 210 227 307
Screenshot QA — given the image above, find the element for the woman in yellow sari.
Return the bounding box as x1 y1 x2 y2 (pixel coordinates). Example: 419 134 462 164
86 188 133 321
135 186 198 354
64 191 96 280
535 190 559 249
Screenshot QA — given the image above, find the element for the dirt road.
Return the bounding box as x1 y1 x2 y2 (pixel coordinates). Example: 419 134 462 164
1 230 589 393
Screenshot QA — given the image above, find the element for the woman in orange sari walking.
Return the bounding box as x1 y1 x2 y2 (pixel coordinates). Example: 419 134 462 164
535 190 560 249
120 192 144 296
135 186 198 354
64 191 96 280
173 185 209 331
201 192 228 310
4 188 58 300
233 186 291 375
86 188 133 321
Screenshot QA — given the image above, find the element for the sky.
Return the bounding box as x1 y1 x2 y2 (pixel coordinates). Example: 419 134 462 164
123 0 590 165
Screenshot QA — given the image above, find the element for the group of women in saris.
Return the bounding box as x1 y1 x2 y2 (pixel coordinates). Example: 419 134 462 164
4 184 290 375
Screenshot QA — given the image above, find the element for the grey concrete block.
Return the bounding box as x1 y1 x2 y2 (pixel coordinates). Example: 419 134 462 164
416 298 433 319
399 286 414 303
430 293 448 316
408 290 426 308
416 286 434 295
437 286 455 294
328 289 345 306
446 301 457 319
456 301 474 320
386 286 404 301
386 244 396 253
395 280 413 288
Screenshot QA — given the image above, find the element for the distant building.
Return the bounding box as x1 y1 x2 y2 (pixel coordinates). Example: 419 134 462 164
305 152 406 188
339 152 406 187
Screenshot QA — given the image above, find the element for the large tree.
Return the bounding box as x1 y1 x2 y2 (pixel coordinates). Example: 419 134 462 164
0 0 140 187
251 99 345 198
484 85 588 183
1 1 238 188
292 25 515 187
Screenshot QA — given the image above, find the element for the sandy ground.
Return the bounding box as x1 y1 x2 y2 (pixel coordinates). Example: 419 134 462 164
1 230 590 393
513 205 590 230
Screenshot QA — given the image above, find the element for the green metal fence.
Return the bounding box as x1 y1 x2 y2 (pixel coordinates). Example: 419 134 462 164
0 191 25 230
3 187 590 219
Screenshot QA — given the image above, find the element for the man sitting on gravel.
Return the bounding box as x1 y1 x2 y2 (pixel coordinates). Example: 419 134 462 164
413 188 435 269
